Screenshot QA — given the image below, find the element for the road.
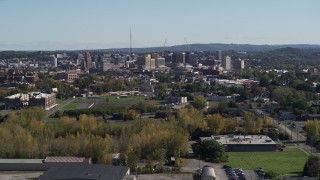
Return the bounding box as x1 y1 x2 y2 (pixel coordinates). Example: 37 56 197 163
0 172 43 180
277 120 306 142
270 116 320 156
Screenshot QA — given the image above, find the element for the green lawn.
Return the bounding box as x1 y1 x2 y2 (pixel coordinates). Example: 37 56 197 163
104 96 161 106
59 95 161 111
61 102 80 110
226 148 309 176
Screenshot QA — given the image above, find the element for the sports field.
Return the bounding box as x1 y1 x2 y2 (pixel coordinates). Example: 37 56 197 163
226 148 309 176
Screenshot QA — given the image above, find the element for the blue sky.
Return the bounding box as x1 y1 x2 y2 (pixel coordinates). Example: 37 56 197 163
0 0 319 50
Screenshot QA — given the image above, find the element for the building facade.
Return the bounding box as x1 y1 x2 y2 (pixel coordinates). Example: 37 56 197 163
5 92 56 110
85 51 92 70
222 56 232 70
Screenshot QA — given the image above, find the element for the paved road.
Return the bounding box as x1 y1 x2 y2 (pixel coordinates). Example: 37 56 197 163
271 116 320 156
277 120 306 142
0 172 43 180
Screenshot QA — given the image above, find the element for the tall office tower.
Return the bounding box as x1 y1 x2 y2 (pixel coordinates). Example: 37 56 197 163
234 58 245 70
93 55 99 69
182 52 186 65
150 59 156 70
240 59 245 69
172 52 185 64
222 56 232 70
77 53 84 65
218 50 222 60
137 54 152 70
51 56 58 67
155 57 166 68
101 55 112 71
186 52 197 65
151 53 159 59
85 51 92 69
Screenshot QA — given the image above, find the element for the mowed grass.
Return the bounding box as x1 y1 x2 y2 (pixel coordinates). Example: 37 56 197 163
61 102 81 110
226 148 309 176
104 96 161 106
60 96 161 110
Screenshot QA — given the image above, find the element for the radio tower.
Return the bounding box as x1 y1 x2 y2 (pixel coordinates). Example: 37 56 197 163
130 28 132 57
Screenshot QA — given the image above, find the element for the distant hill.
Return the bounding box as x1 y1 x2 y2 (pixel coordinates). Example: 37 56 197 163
107 43 320 53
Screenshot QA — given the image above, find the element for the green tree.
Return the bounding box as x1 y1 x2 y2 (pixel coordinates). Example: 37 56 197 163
206 114 225 134
305 120 319 144
190 96 206 110
197 140 227 163
303 156 320 177
218 102 228 114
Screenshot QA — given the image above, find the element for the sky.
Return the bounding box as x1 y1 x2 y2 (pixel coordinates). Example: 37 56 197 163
0 0 319 50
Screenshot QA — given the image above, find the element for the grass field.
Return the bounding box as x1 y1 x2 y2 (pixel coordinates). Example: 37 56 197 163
105 96 160 105
59 96 161 111
61 102 81 110
226 148 309 176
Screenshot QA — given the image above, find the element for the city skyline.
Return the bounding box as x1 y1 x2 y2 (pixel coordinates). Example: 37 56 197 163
0 0 319 50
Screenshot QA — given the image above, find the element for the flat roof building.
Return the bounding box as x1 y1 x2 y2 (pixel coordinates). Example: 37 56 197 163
200 135 277 152
5 92 56 110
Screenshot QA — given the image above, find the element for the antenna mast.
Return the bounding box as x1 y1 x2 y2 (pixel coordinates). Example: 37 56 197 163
130 28 132 56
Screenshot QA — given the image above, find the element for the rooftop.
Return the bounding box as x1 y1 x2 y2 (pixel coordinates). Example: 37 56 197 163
37 163 129 180
201 135 276 145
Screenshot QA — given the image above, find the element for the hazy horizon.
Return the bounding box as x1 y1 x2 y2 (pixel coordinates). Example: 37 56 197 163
1 0 319 50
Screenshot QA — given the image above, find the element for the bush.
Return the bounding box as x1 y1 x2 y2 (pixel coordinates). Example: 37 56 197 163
279 132 290 140
265 170 278 179
303 156 320 177
196 140 228 163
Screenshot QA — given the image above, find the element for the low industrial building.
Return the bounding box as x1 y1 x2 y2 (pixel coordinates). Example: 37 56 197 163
37 163 131 180
44 156 91 164
5 92 56 110
200 135 277 152
165 96 187 104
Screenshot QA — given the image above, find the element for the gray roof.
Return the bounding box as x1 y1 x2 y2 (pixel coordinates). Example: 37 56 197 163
37 163 129 180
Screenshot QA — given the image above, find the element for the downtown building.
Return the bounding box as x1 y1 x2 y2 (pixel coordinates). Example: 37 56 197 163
222 56 232 70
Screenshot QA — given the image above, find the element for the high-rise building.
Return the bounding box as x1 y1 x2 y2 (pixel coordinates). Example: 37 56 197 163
217 50 222 60
137 54 158 70
51 56 57 67
186 52 197 65
155 58 165 68
77 54 84 66
222 56 232 70
85 51 92 69
100 55 112 71
172 52 185 64
151 53 159 59
234 58 245 70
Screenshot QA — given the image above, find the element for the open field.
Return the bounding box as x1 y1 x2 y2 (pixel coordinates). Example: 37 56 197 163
60 96 161 110
226 148 309 176
104 96 160 106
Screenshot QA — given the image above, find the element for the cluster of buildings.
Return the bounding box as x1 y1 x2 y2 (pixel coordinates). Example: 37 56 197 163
5 92 56 110
0 50 247 87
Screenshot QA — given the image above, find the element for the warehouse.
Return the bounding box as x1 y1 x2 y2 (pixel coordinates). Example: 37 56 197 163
200 135 277 152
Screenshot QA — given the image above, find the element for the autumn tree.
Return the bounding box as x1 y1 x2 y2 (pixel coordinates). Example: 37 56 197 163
206 114 225 134
305 120 320 144
190 96 207 110
243 112 262 134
